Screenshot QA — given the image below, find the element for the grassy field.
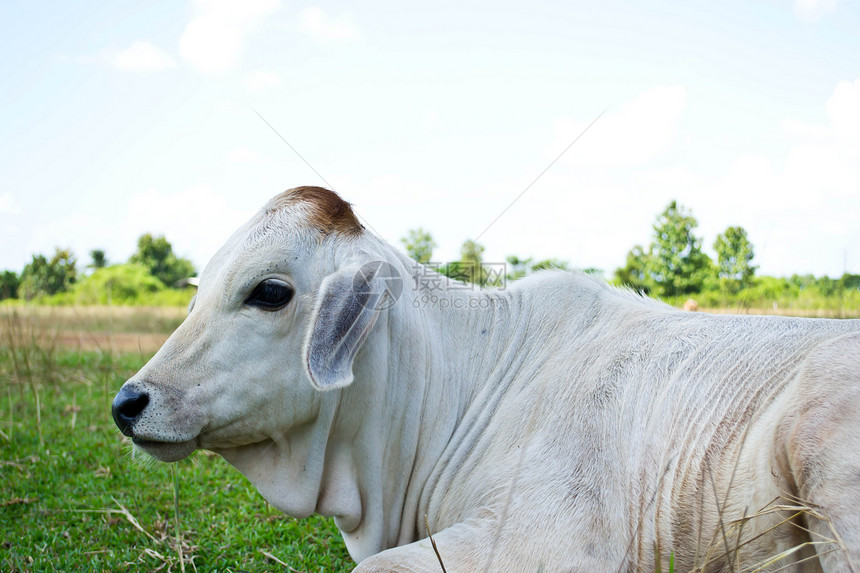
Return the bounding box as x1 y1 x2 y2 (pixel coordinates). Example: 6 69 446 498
0 307 354 572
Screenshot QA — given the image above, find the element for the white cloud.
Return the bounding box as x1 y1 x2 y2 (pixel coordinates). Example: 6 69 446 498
121 185 253 269
26 213 101 267
548 86 687 169
179 0 281 75
223 146 266 164
780 118 831 140
324 89 686 273
110 41 177 72
0 193 21 215
690 78 860 276
793 0 839 22
826 78 860 156
325 173 459 253
418 107 441 131
299 7 360 42
767 78 860 203
244 69 284 93
470 80 859 278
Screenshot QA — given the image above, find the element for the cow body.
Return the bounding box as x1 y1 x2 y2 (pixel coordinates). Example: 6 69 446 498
113 187 860 571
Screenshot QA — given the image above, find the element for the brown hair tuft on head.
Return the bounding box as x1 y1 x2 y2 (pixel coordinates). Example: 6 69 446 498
268 186 363 237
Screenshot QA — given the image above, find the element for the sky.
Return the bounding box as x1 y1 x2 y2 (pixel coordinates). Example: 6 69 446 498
1 0 859 280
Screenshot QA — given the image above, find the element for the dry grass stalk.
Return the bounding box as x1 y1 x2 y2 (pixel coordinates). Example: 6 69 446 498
72 498 161 545
692 494 849 572
74 497 199 573
258 548 306 572
6 385 12 443
425 514 448 573
171 464 186 573
33 382 43 449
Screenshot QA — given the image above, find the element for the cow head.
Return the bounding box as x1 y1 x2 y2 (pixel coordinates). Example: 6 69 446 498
111 187 397 473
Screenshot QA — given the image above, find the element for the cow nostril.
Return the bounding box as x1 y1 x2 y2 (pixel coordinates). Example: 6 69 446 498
111 386 150 437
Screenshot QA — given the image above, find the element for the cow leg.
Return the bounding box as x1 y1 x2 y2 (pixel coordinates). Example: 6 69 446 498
353 518 618 572
353 522 490 573
778 334 860 572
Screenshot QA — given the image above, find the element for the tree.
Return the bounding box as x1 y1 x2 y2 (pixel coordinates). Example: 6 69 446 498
459 239 487 285
506 255 574 283
460 239 484 266
839 273 860 291
18 248 78 300
714 226 756 293
89 249 108 271
129 234 196 287
0 270 19 300
401 228 437 264
505 255 533 281
646 201 712 297
531 258 571 272
441 239 491 285
615 245 651 293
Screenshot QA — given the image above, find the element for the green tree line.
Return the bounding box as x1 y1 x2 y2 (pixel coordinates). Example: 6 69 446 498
1 234 196 305
3 203 858 312
401 201 860 313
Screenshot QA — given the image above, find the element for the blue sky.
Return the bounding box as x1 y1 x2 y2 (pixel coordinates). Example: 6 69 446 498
1 0 859 279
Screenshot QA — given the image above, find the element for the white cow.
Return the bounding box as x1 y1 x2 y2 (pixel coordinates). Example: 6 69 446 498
113 186 860 572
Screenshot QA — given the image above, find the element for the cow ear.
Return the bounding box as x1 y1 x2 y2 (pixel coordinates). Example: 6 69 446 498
303 263 392 391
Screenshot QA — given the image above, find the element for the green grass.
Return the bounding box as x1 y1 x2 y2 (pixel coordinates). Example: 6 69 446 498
1 339 353 572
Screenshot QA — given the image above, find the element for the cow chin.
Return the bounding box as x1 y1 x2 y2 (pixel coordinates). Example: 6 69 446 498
133 438 197 462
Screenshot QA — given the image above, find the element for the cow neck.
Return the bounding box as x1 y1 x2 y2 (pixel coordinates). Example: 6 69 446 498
325 255 528 561
400 271 530 547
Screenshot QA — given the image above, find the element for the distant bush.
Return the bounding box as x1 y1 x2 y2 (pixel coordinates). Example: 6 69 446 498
136 287 196 307
74 264 164 304
33 264 194 307
661 273 860 315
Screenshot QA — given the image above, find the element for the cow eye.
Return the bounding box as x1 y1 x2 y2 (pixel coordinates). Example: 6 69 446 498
245 279 294 311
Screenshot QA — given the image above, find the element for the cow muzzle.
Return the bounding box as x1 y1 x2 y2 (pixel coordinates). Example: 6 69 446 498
112 384 149 437
111 382 199 462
